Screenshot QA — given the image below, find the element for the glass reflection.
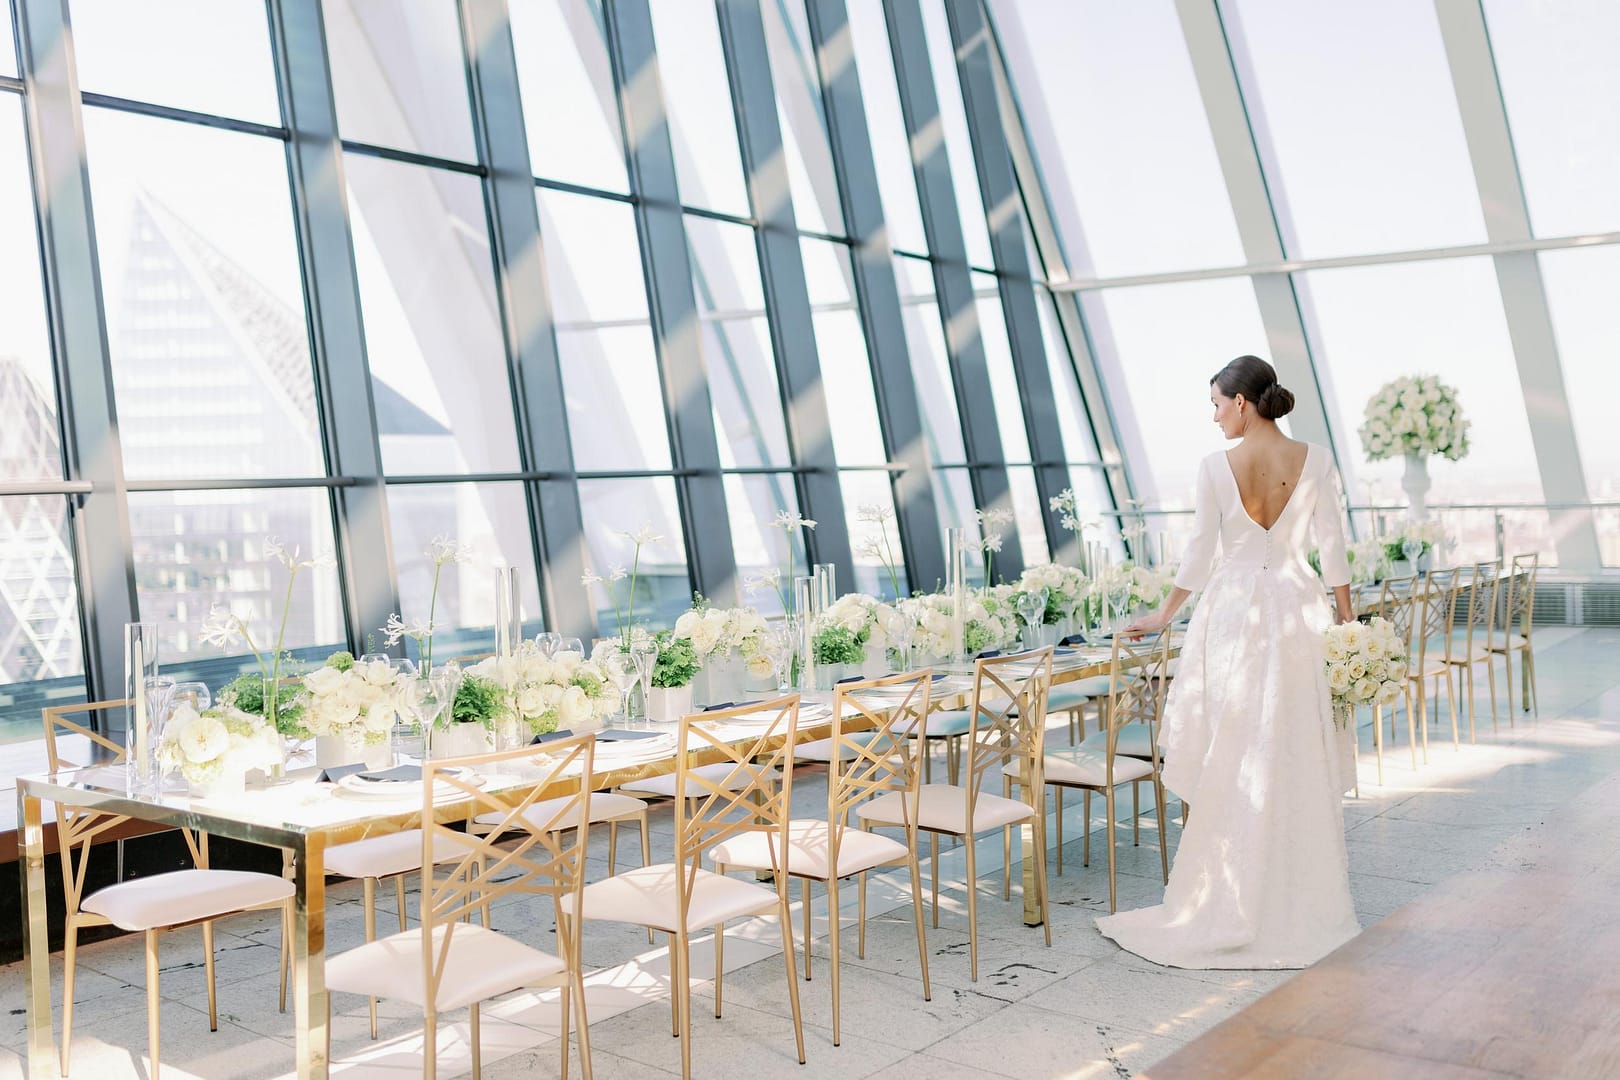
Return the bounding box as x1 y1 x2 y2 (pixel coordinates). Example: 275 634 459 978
917 0 994 268
647 0 751 215
846 0 927 253
801 238 888 467
724 473 806 618
577 478 692 633
510 0 629 193
894 256 967 465
0 496 86 743
760 0 845 235
0 100 59 481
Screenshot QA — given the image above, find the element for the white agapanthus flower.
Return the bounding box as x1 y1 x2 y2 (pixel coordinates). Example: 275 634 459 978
771 510 817 531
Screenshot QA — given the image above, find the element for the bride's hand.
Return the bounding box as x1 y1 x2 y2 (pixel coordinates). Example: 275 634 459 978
1122 613 1170 640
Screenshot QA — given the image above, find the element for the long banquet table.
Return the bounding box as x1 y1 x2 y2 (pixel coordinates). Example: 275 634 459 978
18 641 1175 1080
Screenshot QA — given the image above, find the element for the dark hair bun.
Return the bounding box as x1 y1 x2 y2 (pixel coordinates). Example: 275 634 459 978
1256 382 1295 420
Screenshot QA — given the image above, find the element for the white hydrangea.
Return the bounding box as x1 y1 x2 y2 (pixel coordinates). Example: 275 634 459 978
467 640 616 733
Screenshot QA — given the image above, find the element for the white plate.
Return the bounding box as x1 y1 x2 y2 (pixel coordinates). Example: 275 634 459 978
334 768 481 801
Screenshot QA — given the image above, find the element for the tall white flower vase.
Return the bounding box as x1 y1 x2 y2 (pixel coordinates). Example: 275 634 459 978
1402 452 1431 522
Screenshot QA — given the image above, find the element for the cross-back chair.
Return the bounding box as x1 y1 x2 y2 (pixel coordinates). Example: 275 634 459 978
1412 568 1462 752
566 697 806 1080
326 735 597 1080
1373 574 1423 781
42 701 294 1080
1447 561 1500 740
711 671 933 1045
858 649 1054 982
1488 552 1540 719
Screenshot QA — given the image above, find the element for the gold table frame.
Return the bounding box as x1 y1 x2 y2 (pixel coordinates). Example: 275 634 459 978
18 646 1155 1079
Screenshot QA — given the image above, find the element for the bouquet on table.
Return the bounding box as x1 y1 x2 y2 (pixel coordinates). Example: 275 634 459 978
157 703 281 789
299 652 407 751
1358 375 1470 462
906 591 1019 658
1381 520 1447 568
1322 618 1408 729
465 641 617 737
814 593 898 660
1012 563 1089 626
673 602 775 682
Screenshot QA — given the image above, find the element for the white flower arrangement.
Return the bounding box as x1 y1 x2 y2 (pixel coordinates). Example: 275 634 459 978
1099 563 1175 611
904 592 1018 657
465 641 617 734
1358 375 1470 463
157 703 281 786
1322 617 1408 728
300 656 407 747
1013 563 1089 625
815 593 899 649
674 604 775 679
1381 520 1448 565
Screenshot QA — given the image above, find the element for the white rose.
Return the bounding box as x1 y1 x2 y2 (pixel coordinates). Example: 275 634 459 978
1352 678 1377 703
1327 665 1352 694
558 686 590 726
362 703 396 733
674 610 701 639
180 712 229 764
516 686 546 717
746 653 773 678
1375 682 1401 707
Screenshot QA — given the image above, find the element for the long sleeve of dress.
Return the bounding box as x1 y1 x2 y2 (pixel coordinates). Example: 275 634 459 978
1174 455 1222 593
1313 458 1352 589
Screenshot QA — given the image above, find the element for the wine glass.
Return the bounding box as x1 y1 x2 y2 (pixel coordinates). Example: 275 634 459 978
604 653 640 724
1015 587 1048 650
766 623 797 692
534 631 560 658
1401 537 1425 568
887 608 916 673
555 637 585 660
630 638 659 721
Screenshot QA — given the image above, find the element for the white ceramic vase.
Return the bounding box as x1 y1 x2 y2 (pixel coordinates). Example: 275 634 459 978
647 684 693 724
1402 452 1431 521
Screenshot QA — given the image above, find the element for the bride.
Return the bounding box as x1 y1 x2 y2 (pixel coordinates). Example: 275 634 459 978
1097 355 1360 969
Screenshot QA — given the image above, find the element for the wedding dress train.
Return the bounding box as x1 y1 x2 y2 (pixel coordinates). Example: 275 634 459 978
1096 443 1361 969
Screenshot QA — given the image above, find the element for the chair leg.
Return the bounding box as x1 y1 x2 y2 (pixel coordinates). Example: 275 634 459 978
1153 778 1170 884
906 850 931 1002
1132 783 1140 847
774 887 807 1068
1056 786 1064 877
641 812 655 945
573 957 594 1080
1001 777 1013 902
801 877 812 981
667 932 680 1038
1033 814 1052 949
1082 790 1091 867
61 922 78 1076
930 832 940 928
395 873 407 932
1445 669 1460 748
1105 788 1119 914
201 916 220 1031
559 975 572 1080
469 1000 481 1079
964 831 980 982
714 923 725 1019
424 1003 438 1080
1465 664 1477 744
1526 645 1539 717
1485 656 1498 733
828 875 843 1046
146 929 161 1080
363 876 379 1039
1502 648 1516 719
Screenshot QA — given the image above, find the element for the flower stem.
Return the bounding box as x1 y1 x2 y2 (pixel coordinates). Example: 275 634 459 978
424 561 443 670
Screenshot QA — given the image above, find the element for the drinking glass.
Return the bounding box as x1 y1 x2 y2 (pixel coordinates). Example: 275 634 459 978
1015 587 1049 650
556 637 585 660
887 607 916 672
1402 537 1425 566
605 653 640 723
767 623 797 692
418 663 462 758
124 622 160 790
534 631 560 658
630 639 659 720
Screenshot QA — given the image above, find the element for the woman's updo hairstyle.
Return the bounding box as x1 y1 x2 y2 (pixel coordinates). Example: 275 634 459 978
1211 354 1295 421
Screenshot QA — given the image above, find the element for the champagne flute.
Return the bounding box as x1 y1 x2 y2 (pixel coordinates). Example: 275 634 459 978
630 638 659 723
605 654 640 723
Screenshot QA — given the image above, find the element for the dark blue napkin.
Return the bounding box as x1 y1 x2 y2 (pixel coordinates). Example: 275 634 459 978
531 729 575 744
1058 634 1087 647
596 728 663 741
703 699 765 711
835 674 867 685
317 762 367 784
977 650 1002 659
358 764 422 783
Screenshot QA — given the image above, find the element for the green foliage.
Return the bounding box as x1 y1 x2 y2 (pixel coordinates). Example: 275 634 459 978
652 632 698 689
222 672 305 736
325 650 354 672
1383 539 1432 563
452 675 501 728
812 624 864 666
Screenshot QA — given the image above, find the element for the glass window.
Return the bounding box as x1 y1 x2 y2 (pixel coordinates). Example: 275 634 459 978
917 0 994 268
1037 289 1100 464
0 495 86 744
1485 0 1620 238
0 100 60 482
974 272 1034 465
130 488 347 670
685 216 792 469
537 189 673 472
345 154 521 477
894 256 967 465
1223 0 1485 258
1007 466 1050 566
1538 247 1620 514
932 465 981 582
576 478 692 634
509 0 628 193
646 0 750 216
723 473 806 618
386 481 542 659
988 0 1244 278
1302 257 1544 510
800 238 888 468
83 108 323 481
846 0 927 253
760 0 844 235
1081 277 1270 507
68 0 280 123
323 0 477 163
1 4 15 77
839 471 909 600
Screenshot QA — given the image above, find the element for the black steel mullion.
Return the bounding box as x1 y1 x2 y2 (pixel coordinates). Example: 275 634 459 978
883 0 1023 578
271 0 399 653
460 0 596 640
15 0 135 705
805 0 946 593
606 0 740 607
944 0 1072 562
714 0 854 584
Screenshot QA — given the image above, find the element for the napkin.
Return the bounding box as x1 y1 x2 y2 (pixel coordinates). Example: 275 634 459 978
977 650 1002 659
316 762 367 784
357 765 423 783
531 729 575 744
1058 634 1087 647
596 728 664 741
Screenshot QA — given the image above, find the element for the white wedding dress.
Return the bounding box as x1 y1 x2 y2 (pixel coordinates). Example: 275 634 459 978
1096 442 1361 969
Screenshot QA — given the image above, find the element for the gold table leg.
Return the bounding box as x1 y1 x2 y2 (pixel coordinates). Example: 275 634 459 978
1021 819 1041 926
293 834 330 1079
20 789 56 1078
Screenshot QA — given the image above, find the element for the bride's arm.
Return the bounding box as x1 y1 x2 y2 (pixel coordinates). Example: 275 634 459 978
1126 457 1219 635
1314 460 1356 624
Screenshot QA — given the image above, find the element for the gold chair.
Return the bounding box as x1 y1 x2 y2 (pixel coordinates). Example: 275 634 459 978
1488 552 1540 719
326 735 597 1080
1015 633 1171 912
1446 561 1500 740
42 701 294 1080
710 671 933 1045
1373 574 1423 781
1411 568 1462 752
857 649 1055 982
565 697 806 1080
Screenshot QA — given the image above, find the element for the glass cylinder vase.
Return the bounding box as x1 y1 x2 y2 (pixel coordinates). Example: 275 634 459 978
124 623 160 791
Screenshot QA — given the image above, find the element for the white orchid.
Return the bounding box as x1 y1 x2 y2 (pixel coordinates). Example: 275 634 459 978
855 503 894 525
264 537 335 572
427 535 472 567
771 510 817 531
381 613 433 648
199 604 248 650
618 523 664 546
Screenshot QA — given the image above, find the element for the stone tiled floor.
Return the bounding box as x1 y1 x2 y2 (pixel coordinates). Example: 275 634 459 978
4 627 1615 1079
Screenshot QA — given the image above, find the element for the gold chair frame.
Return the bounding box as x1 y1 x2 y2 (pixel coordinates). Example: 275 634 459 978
1446 561 1500 740
1489 553 1540 719
1412 568 1463 752
1373 575 1424 782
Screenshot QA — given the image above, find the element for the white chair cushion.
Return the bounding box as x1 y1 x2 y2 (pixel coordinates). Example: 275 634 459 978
618 762 781 799
563 863 780 933
856 784 1032 835
474 791 648 833
1021 747 1154 788
327 922 565 1013
324 829 475 881
709 820 908 880
1079 725 1158 761
792 730 900 763
83 869 292 932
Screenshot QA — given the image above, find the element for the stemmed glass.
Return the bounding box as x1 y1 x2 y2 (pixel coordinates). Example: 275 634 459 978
887 606 916 672
1401 537 1425 568
766 623 797 692
605 653 640 724
555 637 586 660
416 663 461 759
630 638 659 723
534 632 560 658
1015 587 1049 651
